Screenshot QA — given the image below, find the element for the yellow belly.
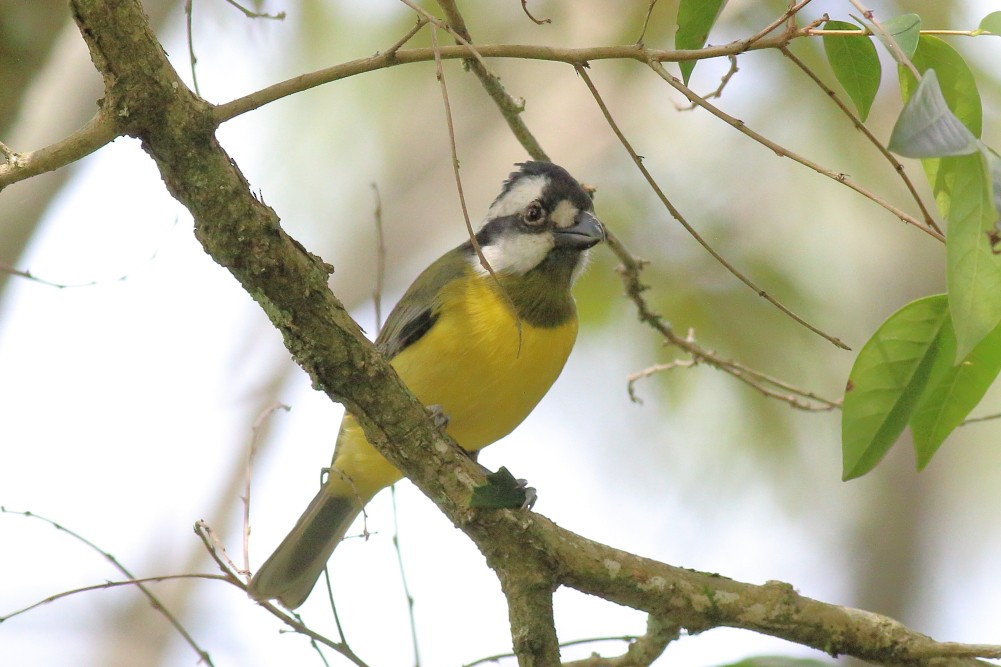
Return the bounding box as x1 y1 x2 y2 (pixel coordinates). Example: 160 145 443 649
328 273 578 498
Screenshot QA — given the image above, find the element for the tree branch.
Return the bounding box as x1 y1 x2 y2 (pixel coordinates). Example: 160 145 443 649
63 2 1001 665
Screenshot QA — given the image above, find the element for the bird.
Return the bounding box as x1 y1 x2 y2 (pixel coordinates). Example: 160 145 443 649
249 161 604 609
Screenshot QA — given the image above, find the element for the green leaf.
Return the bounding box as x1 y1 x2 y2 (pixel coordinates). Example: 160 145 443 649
910 317 1001 469
979 11 1001 35
823 20 881 121
898 36 984 219
945 153 1001 360
889 70 979 158
676 0 727 84
881 14 921 58
903 36 983 136
984 147 1001 216
895 37 1000 358
469 467 531 509
842 295 949 480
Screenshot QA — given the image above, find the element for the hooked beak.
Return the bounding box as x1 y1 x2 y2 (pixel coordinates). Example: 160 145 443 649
553 211 605 250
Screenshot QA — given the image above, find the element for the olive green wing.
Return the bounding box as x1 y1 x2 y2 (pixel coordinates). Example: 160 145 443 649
376 245 469 360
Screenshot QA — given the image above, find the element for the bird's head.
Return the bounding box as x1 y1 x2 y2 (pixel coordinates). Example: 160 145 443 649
472 162 604 284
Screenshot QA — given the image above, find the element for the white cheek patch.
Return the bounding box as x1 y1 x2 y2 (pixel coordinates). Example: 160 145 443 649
471 231 555 276
551 200 579 230
484 175 548 222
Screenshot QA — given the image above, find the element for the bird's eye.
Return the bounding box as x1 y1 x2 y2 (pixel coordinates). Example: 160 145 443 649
523 202 545 225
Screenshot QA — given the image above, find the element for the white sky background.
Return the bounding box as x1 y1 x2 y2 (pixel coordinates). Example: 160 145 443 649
2 1 1001 666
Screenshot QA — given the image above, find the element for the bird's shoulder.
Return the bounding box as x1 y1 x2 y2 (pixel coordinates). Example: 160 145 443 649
376 243 473 359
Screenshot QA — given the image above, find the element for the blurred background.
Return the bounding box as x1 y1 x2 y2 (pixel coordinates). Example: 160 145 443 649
2 1 1000 665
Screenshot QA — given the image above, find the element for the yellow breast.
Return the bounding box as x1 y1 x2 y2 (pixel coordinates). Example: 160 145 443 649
329 269 578 497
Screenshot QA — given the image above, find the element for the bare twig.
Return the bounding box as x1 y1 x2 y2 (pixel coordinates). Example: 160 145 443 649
242 402 291 575
210 36 821 128
194 521 371 667
184 0 200 96
0 139 16 164
519 0 551 26
577 64 851 351
0 110 117 191
435 0 549 160
805 28 993 38
845 0 921 79
1 573 230 622
627 360 697 402
428 23 522 345
428 26 483 271
778 45 940 233
4 31 854 192
959 411 1001 426
1 218 176 287
635 0 660 45
222 0 286 20
321 567 351 651
606 231 840 411
646 60 945 243
384 17 429 57
741 0 813 48
397 0 497 78
562 616 680 667
1 508 215 666
371 183 386 333
390 485 422 667
673 54 739 110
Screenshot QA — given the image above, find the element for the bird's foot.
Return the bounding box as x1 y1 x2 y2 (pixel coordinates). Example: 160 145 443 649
426 404 450 431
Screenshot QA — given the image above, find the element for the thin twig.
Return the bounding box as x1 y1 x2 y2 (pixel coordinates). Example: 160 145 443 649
577 64 852 350
184 0 200 96
1 508 215 666
322 567 350 649
741 0 813 48
391 485 422 667
222 0 285 20
371 183 386 333
846 0 921 79
1 218 177 287
959 411 1001 426
519 0 551 26
605 232 840 411
434 0 548 160
242 402 291 576
673 54 738 110
647 60 945 243
397 0 497 79
635 0 660 45
209 38 820 129
428 23 522 346
464 636 639 667
384 17 429 57
778 45 940 233
0 139 16 164
627 360 696 402
428 26 481 270
0 573 230 621
195 521 372 667
4 36 850 191
563 616 680 667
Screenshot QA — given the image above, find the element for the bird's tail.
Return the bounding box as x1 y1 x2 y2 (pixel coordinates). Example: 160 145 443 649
249 489 366 609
